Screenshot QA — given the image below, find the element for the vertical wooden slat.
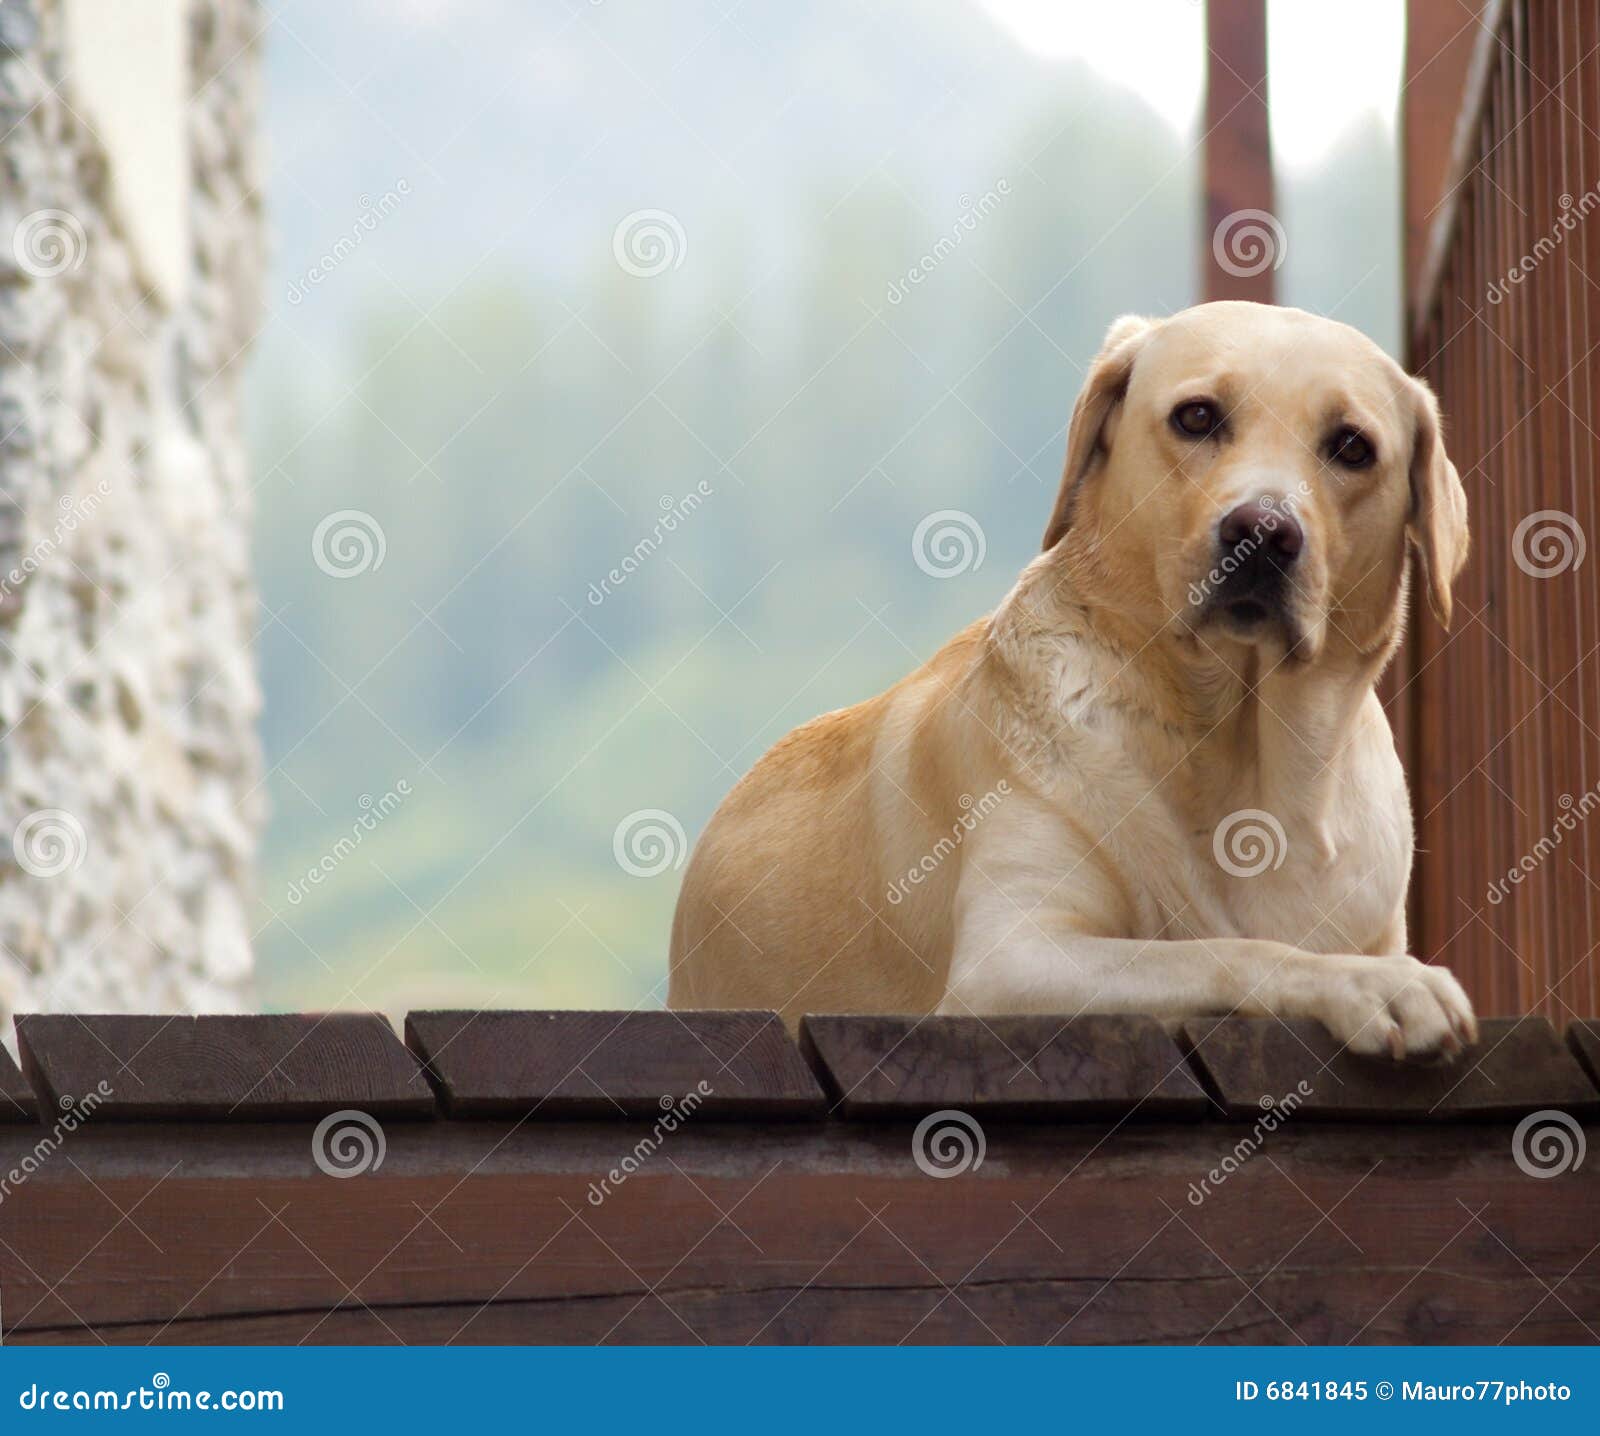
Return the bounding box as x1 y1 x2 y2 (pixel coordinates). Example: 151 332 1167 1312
1203 0 1275 303
1407 0 1600 1021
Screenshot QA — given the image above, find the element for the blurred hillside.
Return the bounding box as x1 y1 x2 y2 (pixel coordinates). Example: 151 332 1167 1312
249 0 1398 1013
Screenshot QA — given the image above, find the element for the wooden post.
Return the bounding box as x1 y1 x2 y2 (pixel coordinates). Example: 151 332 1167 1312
1402 0 1482 344
1203 0 1276 304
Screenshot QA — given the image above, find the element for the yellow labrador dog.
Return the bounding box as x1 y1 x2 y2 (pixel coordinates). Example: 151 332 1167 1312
669 301 1475 1060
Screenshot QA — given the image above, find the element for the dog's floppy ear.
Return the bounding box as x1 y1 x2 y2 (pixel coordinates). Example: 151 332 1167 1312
1042 314 1154 551
1406 378 1470 628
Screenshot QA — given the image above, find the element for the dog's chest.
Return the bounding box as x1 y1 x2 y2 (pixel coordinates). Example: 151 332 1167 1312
1206 819 1405 952
1170 767 1411 952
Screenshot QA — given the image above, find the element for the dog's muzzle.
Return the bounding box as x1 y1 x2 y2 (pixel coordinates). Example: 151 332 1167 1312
1208 498 1303 630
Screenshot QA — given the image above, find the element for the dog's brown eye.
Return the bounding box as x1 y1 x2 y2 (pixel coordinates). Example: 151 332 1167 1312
1172 401 1219 438
1328 427 1375 468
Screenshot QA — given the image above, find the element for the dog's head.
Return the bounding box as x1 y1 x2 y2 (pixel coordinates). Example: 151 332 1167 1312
1041 302 1468 662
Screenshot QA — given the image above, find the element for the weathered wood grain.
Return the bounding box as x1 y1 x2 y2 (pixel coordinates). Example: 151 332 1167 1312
0 1119 1593 1345
1182 1016 1600 1120
405 1010 826 1118
15 1014 435 1120
800 1014 1207 1118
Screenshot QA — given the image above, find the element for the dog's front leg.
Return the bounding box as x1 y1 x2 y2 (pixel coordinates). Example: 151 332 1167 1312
939 897 1477 1059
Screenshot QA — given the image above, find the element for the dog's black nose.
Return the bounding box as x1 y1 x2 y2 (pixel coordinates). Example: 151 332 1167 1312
1219 498 1302 563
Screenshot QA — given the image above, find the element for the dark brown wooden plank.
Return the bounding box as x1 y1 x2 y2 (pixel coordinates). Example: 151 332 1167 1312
15 1014 434 1120
799 1014 1206 1119
2 1119 1595 1344
1203 0 1275 304
1568 1020 1600 1090
404 1010 826 1118
15 1261 1598 1347
1182 1016 1600 1120
0 1039 38 1122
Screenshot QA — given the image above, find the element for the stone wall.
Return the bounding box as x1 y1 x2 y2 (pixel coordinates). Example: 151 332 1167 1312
0 0 262 1018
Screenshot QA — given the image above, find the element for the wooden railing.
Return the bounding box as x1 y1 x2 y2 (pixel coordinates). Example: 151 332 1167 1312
0 1011 1596 1344
1404 0 1600 1020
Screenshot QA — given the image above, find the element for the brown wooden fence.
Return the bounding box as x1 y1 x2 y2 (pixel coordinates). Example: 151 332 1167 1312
0 1012 1597 1344
1404 0 1600 1021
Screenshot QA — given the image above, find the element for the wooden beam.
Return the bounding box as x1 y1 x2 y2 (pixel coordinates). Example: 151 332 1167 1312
1408 0 1504 350
1203 0 1276 303
1403 0 1486 336
3 1117 1597 1343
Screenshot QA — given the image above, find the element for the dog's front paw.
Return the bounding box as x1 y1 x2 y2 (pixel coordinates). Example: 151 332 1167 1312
1311 954 1478 1061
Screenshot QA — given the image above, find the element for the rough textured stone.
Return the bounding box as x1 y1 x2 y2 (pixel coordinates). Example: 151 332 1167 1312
0 0 262 1020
